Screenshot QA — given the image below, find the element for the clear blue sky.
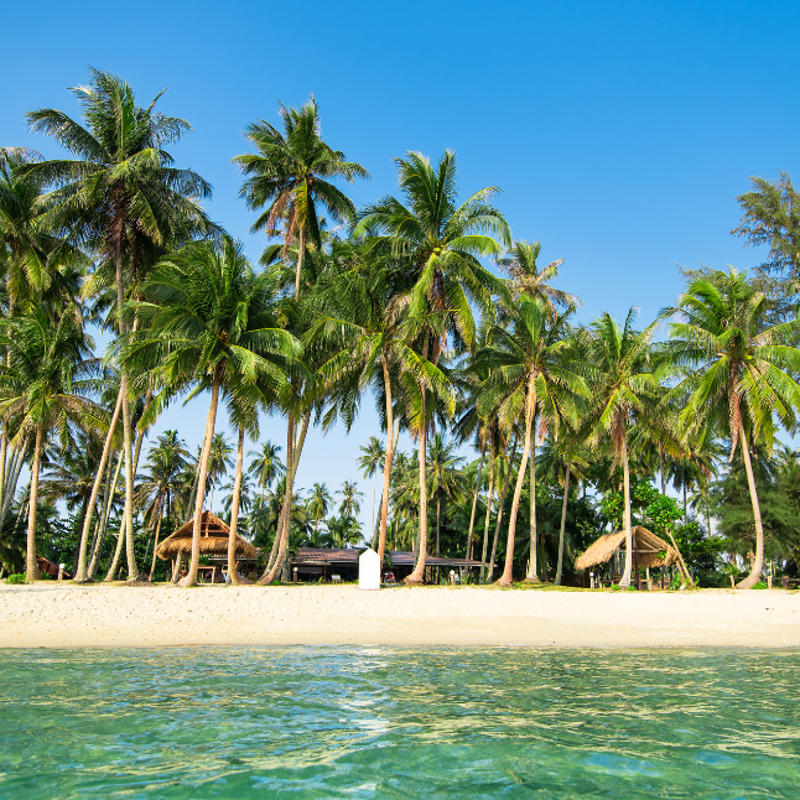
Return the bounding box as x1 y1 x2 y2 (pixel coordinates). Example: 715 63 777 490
3 0 799 531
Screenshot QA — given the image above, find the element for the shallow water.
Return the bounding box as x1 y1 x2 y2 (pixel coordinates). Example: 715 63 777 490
0 647 798 798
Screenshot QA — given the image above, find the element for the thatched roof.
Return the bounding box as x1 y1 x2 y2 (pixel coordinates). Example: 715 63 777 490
155 510 257 560
575 526 678 571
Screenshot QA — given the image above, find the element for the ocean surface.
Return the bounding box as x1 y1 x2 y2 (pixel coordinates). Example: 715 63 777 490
0 647 798 799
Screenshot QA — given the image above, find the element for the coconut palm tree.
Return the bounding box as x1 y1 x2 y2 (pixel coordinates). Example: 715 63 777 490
496 240 579 315
355 150 510 583
306 482 333 534
476 297 587 585
27 69 215 581
357 436 386 541
426 432 465 557
582 309 660 587
124 236 298 586
233 97 369 297
665 269 800 588
0 307 103 579
248 440 284 499
337 480 363 519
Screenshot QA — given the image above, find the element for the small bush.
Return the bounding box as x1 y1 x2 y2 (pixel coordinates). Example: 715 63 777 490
6 573 26 585
753 581 768 590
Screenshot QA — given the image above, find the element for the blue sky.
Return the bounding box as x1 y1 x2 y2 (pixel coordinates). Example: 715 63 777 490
3 0 799 531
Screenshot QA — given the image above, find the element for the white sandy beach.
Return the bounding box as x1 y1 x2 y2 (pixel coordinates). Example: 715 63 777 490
1 584 799 648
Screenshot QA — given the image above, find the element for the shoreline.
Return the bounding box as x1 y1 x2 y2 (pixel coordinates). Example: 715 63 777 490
1 584 798 650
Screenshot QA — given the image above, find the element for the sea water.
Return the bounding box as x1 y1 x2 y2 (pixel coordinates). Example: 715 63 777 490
0 647 798 799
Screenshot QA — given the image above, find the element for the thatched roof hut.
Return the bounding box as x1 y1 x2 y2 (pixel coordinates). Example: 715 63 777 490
575 526 678 571
155 510 257 560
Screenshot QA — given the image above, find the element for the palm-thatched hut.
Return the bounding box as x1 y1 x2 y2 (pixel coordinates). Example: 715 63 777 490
155 510 257 581
575 526 678 588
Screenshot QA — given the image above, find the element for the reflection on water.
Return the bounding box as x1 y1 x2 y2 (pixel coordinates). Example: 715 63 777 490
0 647 798 798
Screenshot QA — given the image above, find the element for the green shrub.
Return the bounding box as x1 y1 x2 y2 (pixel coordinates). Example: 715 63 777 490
6 573 26 585
753 581 767 590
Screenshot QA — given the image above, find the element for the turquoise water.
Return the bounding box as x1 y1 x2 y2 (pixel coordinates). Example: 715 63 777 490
0 648 798 798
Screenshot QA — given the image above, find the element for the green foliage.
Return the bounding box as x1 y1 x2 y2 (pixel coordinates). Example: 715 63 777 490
5 573 26 584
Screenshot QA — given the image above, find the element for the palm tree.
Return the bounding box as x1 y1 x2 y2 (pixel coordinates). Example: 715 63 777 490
205 432 233 512
666 269 800 588
476 297 586 585
27 69 214 581
137 430 190 580
248 440 284 499
426 432 465 557
496 240 579 315
233 97 369 297
583 310 660 587
125 236 298 586
356 150 510 583
306 482 333 534
357 436 386 541
338 480 364 519
0 307 103 579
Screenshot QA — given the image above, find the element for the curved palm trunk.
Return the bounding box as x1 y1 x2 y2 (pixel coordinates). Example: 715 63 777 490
479 441 496 583
466 440 487 563
148 500 165 582
488 434 518 583
377 359 396 566
104 513 126 581
618 432 633 587
90 453 123 579
736 421 765 589
525 413 540 582
294 228 306 298
120 378 139 581
554 464 571 586
262 415 294 579
24 423 45 580
497 378 536 586
179 363 223 587
227 425 246 585
262 408 311 584
435 496 442 558
405 389 429 585
74 389 123 581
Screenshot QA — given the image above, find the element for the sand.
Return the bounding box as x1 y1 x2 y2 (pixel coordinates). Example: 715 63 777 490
1 583 799 649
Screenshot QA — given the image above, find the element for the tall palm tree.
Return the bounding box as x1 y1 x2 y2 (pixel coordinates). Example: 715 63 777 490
357 436 386 541
233 97 369 297
426 432 465 557
137 430 190 580
496 240 579 315
476 297 586 585
306 482 333 533
27 69 214 581
125 236 298 586
248 440 284 499
583 310 660 587
356 150 510 583
666 269 800 588
338 480 364 519
205 432 233 512
0 307 103 579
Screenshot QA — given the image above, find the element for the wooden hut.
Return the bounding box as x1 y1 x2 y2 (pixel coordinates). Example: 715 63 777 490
575 526 678 588
155 510 257 581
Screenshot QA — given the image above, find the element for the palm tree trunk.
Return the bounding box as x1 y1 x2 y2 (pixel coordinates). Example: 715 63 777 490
436 495 441 558
0 440 28 534
0 422 7 514
294 228 306 298
120 378 139 581
659 446 666 496
179 363 223 587
497 377 535 586
619 431 633 587
555 464 572 586
479 437 496 583
406 386 429 585
74 388 123 581
227 425 246 585
736 421 765 589
488 434 518 583
91 452 123 579
263 415 294 578
465 439 486 564
148 499 165 581
262 408 311 584
525 413 540 582
24 423 45 580
378 359 397 567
